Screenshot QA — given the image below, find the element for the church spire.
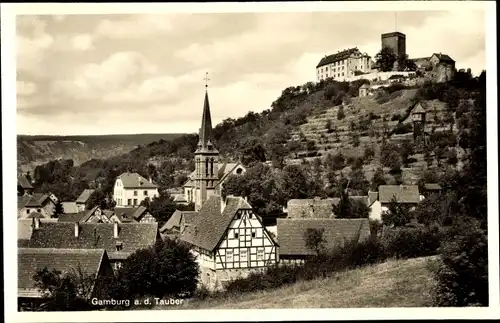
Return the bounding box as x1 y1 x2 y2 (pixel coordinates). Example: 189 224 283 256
199 72 213 148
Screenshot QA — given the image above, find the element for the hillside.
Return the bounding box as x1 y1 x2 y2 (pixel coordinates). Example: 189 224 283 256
170 256 438 309
17 133 185 173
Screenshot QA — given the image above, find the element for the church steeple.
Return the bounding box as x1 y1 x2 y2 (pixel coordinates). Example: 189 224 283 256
194 72 219 211
199 90 213 148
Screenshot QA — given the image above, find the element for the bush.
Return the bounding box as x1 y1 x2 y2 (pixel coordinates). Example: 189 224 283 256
110 238 199 302
337 106 345 120
393 123 413 135
432 218 488 306
381 226 443 259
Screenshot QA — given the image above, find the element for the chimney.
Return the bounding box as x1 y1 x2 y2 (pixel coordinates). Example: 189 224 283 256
74 222 80 237
220 196 227 213
34 217 40 229
114 222 119 238
149 176 153 183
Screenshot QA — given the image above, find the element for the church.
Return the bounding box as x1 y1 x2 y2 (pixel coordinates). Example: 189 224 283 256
182 76 246 212
176 77 278 290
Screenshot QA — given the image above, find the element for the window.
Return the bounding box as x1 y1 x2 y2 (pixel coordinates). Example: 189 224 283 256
143 190 148 196
133 199 138 206
128 199 132 206
205 159 209 176
210 158 214 176
26 209 30 214
226 250 233 262
234 232 239 239
236 168 243 175
133 191 137 196
326 73 328 77
257 248 265 260
240 249 248 261
37 209 41 212
251 230 256 238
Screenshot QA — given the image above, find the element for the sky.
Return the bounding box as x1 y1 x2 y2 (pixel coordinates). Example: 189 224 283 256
15 8 487 136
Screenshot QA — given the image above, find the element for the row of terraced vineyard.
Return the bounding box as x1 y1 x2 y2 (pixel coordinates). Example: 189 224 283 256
287 87 464 183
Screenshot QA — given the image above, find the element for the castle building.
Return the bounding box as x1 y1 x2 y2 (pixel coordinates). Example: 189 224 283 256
381 31 406 58
316 47 372 82
183 84 245 211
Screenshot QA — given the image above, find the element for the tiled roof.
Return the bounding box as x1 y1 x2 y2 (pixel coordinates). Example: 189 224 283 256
368 191 379 206
113 206 148 222
58 211 87 223
18 193 51 209
412 102 427 114
431 53 455 64
18 175 33 189
76 189 95 204
18 219 58 241
424 183 442 191
316 48 360 68
117 172 158 189
287 198 336 219
179 195 252 251
277 218 371 256
359 83 370 89
23 222 159 260
160 210 198 233
26 212 45 219
378 185 420 203
18 248 107 298
61 202 79 214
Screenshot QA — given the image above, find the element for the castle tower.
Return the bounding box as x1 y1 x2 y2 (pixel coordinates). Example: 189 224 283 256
194 73 219 211
381 31 406 59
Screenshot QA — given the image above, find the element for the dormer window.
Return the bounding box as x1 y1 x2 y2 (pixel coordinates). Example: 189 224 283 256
115 241 123 251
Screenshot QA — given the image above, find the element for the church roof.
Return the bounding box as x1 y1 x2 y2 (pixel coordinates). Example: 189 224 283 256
179 195 252 251
198 90 214 149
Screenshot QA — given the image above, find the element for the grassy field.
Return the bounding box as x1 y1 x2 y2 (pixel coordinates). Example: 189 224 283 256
164 256 438 310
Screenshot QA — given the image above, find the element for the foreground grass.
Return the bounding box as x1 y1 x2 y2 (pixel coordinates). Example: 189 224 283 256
173 256 438 309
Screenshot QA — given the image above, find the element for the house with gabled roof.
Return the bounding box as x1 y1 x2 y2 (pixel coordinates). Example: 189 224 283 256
111 206 156 223
277 218 371 263
75 189 95 212
17 248 114 310
316 47 372 82
113 172 159 207
17 173 34 196
159 210 197 238
22 221 161 271
179 194 278 290
368 185 423 222
18 193 57 219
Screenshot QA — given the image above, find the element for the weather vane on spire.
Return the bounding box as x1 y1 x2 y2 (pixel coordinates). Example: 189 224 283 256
204 72 210 89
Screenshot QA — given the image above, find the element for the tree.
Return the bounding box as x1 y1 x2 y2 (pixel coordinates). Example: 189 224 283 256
281 165 311 201
86 190 109 210
363 146 375 163
375 47 398 72
380 142 402 171
53 201 65 218
111 238 199 300
349 169 369 196
381 196 412 227
304 228 327 256
370 168 387 191
32 267 98 311
337 106 345 120
268 143 287 169
399 141 414 167
148 194 177 226
445 148 458 166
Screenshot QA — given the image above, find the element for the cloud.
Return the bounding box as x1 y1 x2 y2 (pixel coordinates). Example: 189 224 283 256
51 51 158 99
16 16 54 73
16 81 37 96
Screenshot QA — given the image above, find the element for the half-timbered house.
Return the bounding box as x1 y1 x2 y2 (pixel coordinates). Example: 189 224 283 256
179 195 278 290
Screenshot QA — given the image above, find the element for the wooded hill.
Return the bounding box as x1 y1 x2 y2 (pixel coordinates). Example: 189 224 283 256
28 70 482 205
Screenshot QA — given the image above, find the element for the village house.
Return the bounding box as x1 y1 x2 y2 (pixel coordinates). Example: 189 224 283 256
286 196 370 219
368 185 422 222
113 172 159 207
21 221 160 271
17 173 34 196
18 193 58 219
358 83 370 97
182 85 246 212
18 248 114 311
179 195 278 291
276 218 371 264
159 209 198 239
422 183 443 197
76 189 95 212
